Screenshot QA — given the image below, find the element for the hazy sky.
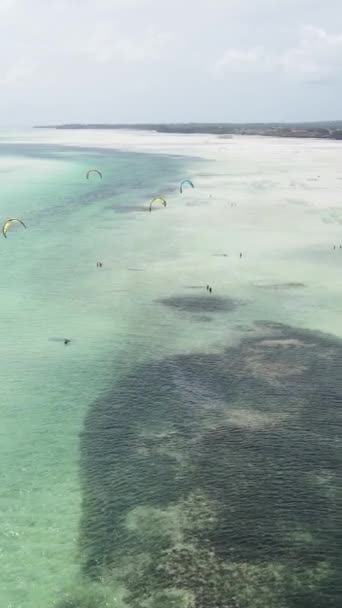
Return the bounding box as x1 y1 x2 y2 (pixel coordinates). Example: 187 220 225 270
1 0 342 125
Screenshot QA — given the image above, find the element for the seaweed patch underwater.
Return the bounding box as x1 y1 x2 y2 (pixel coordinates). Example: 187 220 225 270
74 322 342 607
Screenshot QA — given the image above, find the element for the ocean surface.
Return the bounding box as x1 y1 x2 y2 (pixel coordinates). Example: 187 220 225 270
0 129 342 608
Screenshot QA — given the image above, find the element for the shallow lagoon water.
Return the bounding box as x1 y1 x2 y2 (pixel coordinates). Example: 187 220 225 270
0 130 342 607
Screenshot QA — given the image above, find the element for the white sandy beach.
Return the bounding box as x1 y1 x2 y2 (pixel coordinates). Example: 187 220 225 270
8 127 339 340
4 127 342 336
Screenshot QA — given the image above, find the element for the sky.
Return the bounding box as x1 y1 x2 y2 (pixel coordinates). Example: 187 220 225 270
1 0 342 125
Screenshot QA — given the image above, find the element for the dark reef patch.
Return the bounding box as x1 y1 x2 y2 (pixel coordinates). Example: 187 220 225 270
78 322 342 607
253 281 306 290
157 294 238 313
194 315 213 323
183 285 206 290
110 204 147 214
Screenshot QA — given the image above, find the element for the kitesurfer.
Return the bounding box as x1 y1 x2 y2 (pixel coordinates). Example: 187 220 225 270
180 179 194 194
2 218 26 238
149 197 167 211
86 169 102 180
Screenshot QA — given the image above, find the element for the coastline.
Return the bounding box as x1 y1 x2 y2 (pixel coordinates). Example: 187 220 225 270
34 122 342 141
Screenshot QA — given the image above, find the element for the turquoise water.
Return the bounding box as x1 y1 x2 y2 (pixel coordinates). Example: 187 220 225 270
0 139 200 607
1 131 342 608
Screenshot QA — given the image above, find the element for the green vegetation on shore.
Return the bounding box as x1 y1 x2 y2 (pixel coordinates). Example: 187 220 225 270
34 122 342 140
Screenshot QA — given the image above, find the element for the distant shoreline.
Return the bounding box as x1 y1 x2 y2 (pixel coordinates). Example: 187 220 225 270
34 122 342 140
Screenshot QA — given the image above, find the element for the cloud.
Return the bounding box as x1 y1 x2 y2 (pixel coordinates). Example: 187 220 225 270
214 26 342 84
214 47 272 78
0 0 16 13
0 1 341 123
74 24 173 64
0 60 36 86
280 26 342 83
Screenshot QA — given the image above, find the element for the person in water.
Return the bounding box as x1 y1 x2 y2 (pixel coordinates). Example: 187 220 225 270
239 252 243 258
64 339 70 345
209 287 212 293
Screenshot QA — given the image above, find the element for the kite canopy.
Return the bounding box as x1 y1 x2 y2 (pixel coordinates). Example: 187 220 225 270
180 179 194 194
86 169 102 180
2 218 26 238
149 197 167 211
